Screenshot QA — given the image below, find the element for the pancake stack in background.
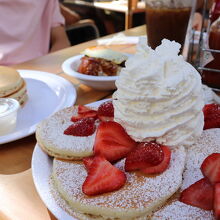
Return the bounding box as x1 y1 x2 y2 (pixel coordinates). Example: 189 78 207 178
0 66 28 105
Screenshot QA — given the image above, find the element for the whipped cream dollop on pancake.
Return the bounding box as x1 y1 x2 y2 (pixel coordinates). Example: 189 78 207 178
113 38 204 147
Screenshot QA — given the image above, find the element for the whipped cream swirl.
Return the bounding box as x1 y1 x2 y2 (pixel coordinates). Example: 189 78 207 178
113 38 204 147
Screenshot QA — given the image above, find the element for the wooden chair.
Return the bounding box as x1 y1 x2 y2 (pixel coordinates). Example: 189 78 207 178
125 0 139 29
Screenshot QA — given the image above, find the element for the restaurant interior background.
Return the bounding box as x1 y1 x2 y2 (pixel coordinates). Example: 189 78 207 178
61 0 146 43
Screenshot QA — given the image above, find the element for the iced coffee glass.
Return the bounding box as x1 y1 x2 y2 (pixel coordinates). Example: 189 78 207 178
145 0 195 51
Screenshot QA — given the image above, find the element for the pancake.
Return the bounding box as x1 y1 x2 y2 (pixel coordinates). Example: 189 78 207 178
7 80 28 105
36 106 96 160
0 66 23 97
51 146 186 219
152 128 220 220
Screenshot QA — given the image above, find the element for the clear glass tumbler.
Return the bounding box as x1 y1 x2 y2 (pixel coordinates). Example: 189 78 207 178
145 0 195 51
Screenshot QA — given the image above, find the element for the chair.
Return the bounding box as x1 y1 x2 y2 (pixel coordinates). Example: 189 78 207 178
65 19 100 45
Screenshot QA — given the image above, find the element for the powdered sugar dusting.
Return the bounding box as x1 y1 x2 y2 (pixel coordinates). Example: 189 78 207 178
36 106 97 156
50 176 150 220
152 201 215 220
182 128 220 190
52 146 186 219
152 128 220 220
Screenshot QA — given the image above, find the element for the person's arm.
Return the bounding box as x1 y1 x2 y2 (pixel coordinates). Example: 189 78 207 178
193 12 203 30
50 25 70 52
192 0 214 30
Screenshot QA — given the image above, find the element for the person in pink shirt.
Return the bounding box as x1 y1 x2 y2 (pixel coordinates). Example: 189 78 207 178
0 0 70 65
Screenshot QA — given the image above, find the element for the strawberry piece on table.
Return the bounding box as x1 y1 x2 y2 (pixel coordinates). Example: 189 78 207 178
94 121 137 162
141 146 171 175
201 153 220 184
82 155 126 196
214 183 220 220
203 103 220 130
83 156 94 172
125 142 164 172
64 118 96 136
180 178 214 211
97 101 114 121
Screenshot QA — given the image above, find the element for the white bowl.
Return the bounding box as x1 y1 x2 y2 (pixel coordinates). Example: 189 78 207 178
62 55 118 90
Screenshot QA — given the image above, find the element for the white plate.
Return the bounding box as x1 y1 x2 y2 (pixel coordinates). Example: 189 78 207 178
0 70 77 144
32 99 107 220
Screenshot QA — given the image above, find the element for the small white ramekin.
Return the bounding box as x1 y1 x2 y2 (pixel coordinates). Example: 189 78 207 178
0 98 20 136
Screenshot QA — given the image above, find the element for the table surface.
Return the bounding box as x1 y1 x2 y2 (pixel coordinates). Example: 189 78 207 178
0 25 145 220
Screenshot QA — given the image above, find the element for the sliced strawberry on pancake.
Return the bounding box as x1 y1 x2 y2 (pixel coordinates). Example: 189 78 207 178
82 155 126 196
97 101 114 121
214 183 220 220
125 142 164 172
64 118 96 136
93 121 137 162
71 105 97 122
78 105 97 114
83 156 94 172
203 103 220 130
201 153 220 184
141 146 171 175
180 178 214 211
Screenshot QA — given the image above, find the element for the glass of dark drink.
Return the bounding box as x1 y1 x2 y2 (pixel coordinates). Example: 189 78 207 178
145 0 195 51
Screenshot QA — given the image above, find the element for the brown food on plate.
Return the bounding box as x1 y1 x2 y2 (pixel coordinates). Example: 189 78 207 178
77 56 121 76
77 47 128 76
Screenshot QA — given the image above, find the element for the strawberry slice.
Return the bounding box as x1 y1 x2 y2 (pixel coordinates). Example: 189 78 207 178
180 178 214 211
64 118 96 136
141 146 171 175
214 183 220 220
71 111 97 122
203 103 220 130
97 101 114 121
78 105 96 114
82 155 126 196
125 142 164 172
83 156 94 172
93 121 137 162
201 153 220 184
71 105 97 122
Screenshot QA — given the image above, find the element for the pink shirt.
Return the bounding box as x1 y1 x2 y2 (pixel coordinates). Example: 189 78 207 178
0 0 65 65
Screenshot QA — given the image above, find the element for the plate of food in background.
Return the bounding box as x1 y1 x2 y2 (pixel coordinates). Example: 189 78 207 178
0 68 77 144
62 46 130 90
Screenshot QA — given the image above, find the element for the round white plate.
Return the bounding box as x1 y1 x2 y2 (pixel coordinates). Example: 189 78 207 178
32 99 108 220
0 70 77 144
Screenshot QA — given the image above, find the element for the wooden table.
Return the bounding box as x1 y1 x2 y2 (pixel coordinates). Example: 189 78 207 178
0 25 146 220
64 0 145 29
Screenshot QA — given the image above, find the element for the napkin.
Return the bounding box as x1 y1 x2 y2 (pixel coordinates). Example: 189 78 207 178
97 33 146 45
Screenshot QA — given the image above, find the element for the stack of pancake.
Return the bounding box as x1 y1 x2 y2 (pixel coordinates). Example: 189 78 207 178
36 103 220 220
0 66 28 105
